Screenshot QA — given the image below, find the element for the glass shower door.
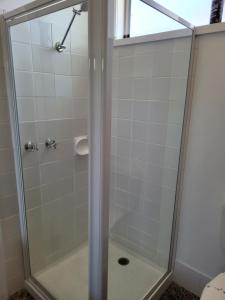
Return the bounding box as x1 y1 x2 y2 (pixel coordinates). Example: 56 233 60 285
9 2 90 299
108 1 193 299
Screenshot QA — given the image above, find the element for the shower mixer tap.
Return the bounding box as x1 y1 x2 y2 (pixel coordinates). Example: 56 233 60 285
24 141 39 152
45 138 57 150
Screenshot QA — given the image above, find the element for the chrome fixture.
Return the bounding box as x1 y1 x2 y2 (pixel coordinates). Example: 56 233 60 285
55 2 88 52
45 138 57 150
24 141 39 152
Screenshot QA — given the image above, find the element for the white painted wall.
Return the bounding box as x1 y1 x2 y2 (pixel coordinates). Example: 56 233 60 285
0 0 32 11
174 30 225 296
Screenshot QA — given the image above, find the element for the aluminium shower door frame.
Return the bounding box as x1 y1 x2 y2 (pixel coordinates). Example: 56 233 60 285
1 0 112 299
1 0 195 299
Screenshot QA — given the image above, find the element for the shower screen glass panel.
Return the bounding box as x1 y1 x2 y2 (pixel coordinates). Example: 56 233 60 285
108 3 192 299
10 2 89 299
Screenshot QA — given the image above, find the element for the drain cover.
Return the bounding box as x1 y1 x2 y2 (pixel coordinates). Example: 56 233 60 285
118 257 130 266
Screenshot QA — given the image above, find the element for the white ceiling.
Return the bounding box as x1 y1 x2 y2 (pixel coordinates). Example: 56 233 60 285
0 0 34 12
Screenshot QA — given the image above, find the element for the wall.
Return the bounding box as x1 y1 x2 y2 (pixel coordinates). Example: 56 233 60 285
110 35 192 269
174 30 225 296
11 7 89 273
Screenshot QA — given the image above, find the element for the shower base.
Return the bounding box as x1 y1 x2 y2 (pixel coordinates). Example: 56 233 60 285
35 241 164 300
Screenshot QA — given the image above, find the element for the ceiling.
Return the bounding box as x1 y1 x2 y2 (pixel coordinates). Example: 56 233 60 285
0 0 34 12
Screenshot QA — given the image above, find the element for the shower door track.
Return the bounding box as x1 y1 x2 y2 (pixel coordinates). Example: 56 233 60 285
1 0 196 298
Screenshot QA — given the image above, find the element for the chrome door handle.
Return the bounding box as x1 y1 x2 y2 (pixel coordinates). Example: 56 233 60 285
45 138 57 150
24 141 39 152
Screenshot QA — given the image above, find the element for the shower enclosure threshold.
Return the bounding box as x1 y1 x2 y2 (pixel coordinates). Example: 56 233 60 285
35 241 164 300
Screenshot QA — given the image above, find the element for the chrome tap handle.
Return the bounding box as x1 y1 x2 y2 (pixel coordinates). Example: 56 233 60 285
45 138 57 150
24 141 39 152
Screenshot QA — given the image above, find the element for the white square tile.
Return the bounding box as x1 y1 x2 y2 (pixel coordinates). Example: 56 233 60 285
134 54 153 77
118 46 134 57
162 167 177 189
132 121 148 142
151 78 171 101
149 101 169 123
17 97 35 122
35 97 53 121
119 57 134 78
72 77 88 98
15 71 34 97
55 97 74 119
36 119 73 142
10 22 31 43
25 187 41 209
116 119 131 139
74 99 88 119
32 46 54 73
114 137 131 158
23 166 40 189
71 14 88 55
169 78 187 102
40 160 73 185
55 75 72 97
171 52 190 77
118 78 134 99
33 73 55 97
132 101 149 122
116 100 132 119
131 158 147 180
168 101 184 124
173 37 191 52
53 52 71 75
19 122 37 146
134 78 151 100
131 140 147 161
165 124 182 148
148 123 167 145
12 43 32 71
71 54 88 76
152 51 172 77
31 20 52 47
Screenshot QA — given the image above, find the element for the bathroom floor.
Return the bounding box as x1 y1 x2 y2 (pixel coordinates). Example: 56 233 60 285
35 241 164 300
10 282 200 300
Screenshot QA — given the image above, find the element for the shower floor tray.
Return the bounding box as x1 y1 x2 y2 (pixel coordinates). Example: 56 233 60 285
35 241 164 300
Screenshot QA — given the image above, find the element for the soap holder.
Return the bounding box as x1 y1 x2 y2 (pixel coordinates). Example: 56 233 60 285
74 136 88 156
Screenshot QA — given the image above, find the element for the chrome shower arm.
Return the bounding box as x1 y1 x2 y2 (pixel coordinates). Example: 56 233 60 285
55 8 81 52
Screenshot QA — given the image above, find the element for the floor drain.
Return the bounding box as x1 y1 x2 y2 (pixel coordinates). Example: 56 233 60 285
118 257 130 266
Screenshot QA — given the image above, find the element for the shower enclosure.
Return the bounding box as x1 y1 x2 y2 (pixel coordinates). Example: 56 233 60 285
1 0 194 299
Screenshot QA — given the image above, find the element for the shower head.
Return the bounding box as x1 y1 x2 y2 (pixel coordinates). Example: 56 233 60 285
80 2 88 12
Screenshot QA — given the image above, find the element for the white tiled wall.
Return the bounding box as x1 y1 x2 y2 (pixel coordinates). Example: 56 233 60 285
10 6 89 274
110 37 191 268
